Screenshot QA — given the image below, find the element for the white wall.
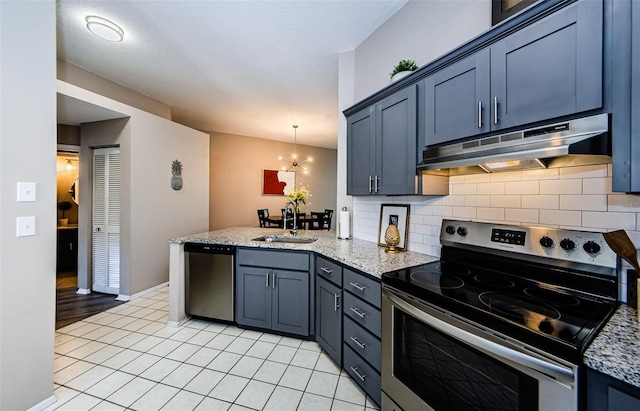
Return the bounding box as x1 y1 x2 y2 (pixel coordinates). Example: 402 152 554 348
60 81 210 298
353 0 492 100
0 1 57 409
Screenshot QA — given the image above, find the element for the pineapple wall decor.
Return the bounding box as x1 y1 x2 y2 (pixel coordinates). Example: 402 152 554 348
171 160 183 190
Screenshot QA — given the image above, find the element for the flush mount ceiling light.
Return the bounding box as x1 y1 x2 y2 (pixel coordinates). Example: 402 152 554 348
86 16 124 42
279 125 313 174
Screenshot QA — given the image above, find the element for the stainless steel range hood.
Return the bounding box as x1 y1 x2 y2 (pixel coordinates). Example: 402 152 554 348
418 113 610 174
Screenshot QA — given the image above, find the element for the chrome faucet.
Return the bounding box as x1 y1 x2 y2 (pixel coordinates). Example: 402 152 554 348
284 201 297 236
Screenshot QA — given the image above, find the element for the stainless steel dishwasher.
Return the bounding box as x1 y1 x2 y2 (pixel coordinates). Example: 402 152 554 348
185 242 235 322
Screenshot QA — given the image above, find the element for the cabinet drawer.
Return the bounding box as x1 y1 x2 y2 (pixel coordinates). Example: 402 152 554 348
343 316 381 372
343 292 381 338
344 269 381 309
315 256 342 286
237 248 309 271
344 344 381 406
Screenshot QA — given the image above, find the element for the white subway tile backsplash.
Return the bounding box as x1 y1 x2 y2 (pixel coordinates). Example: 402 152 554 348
582 211 636 230
583 178 612 195
505 181 539 195
452 207 477 219
521 195 559 209
540 179 582 195
559 164 608 179
477 182 505 195
477 208 505 221
490 195 521 208
505 209 539 223
539 210 582 227
464 195 491 207
490 171 522 182
432 206 453 216
521 168 559 181
352 165 637 255
464 174 491 183
451 184 477 195
560 195 607 211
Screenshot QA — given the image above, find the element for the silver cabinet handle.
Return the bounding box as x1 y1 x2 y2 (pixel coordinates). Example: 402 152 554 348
349 282 366 292
350 307 366 318
272 273 276 288
478 101 483 128
320 267 332 275
350 336 366 349
494 96 499 125
368 176 373 193
334 293 340 312
350 366 366 382
266 272 270 288
374 175 379 192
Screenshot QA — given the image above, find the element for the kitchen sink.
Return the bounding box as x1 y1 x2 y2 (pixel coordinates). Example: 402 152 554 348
252 235 318 244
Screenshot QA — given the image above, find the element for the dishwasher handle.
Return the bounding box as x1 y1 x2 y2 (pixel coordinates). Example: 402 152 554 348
184 242 235 254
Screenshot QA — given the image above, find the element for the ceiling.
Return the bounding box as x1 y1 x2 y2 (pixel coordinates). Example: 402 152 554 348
56 0 409 149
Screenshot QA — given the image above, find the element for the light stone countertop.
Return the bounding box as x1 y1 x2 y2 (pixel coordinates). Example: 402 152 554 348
170 227 437 278
584 304 640 388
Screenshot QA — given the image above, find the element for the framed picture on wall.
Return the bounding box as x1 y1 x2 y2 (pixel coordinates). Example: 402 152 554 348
262 169 295 196
378 204 410 250
492 0 537 26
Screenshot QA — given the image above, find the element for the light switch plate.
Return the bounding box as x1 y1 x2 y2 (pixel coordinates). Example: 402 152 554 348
16 216 36 237
17 182 36 202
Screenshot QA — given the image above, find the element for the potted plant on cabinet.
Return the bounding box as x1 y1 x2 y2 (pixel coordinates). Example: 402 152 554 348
58 201 72 226
390 58 419 82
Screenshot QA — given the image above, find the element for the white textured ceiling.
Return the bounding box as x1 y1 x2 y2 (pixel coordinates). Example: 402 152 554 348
56 0 409 149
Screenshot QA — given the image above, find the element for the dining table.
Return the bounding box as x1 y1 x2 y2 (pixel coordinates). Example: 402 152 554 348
268 213 314 230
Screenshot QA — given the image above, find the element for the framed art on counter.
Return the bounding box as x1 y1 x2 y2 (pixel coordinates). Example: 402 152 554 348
378 204 410 250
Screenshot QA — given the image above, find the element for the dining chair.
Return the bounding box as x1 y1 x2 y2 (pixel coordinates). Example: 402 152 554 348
258 209 280 228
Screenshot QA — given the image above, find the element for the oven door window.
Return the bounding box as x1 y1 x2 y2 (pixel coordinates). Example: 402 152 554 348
394 309 538 410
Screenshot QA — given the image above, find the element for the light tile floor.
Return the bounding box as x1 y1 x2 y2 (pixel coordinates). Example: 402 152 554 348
49 286 380 411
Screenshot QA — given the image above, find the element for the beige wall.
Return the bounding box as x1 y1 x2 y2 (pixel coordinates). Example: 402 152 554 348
59 80 210 298
0 1 57 409
57 59 173 121
57 124 80 145
209 131 337 230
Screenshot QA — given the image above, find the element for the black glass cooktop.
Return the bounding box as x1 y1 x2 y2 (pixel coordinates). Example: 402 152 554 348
383 257 618 363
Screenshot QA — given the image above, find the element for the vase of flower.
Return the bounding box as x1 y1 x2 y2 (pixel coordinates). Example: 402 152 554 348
285 186 311 211
58 201 72 226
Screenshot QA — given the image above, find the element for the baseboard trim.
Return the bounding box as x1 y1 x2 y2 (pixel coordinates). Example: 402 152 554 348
27 395 56 411
168 317 190 328
117 281 170 303
76 288 91 295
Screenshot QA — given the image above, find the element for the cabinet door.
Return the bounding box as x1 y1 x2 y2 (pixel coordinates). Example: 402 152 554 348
315 276 342 365
236 266 271 329
347 107 375 195
491 0 603 130
423 49 490 146
376 86 418 195
271 269 309 335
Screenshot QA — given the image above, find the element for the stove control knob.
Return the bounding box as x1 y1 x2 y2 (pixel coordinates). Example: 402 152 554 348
560 238 576 251
539 236 555 248
456 226 468 236
583 241 601 255
445 225 456 235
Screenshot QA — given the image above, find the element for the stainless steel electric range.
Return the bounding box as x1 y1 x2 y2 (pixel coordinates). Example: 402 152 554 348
381 219 619 411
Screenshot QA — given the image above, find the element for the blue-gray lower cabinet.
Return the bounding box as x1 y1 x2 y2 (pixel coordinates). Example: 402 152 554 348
236 248 311 337
587 368 640 410
315 276 342 365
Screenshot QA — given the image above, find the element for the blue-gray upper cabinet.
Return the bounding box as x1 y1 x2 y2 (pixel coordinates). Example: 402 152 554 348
423 50 490 146
347 85 417 195
423 0 603 147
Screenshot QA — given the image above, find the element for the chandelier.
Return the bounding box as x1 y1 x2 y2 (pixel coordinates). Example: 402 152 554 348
279 125 312 173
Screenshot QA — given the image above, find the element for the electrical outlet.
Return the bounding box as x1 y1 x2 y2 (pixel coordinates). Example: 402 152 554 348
627 269 638 308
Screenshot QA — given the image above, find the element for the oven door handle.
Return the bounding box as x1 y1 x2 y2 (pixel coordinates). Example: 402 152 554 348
385 289 575 386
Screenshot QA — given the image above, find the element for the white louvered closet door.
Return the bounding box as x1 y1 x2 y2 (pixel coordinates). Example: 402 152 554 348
92 147 121 295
